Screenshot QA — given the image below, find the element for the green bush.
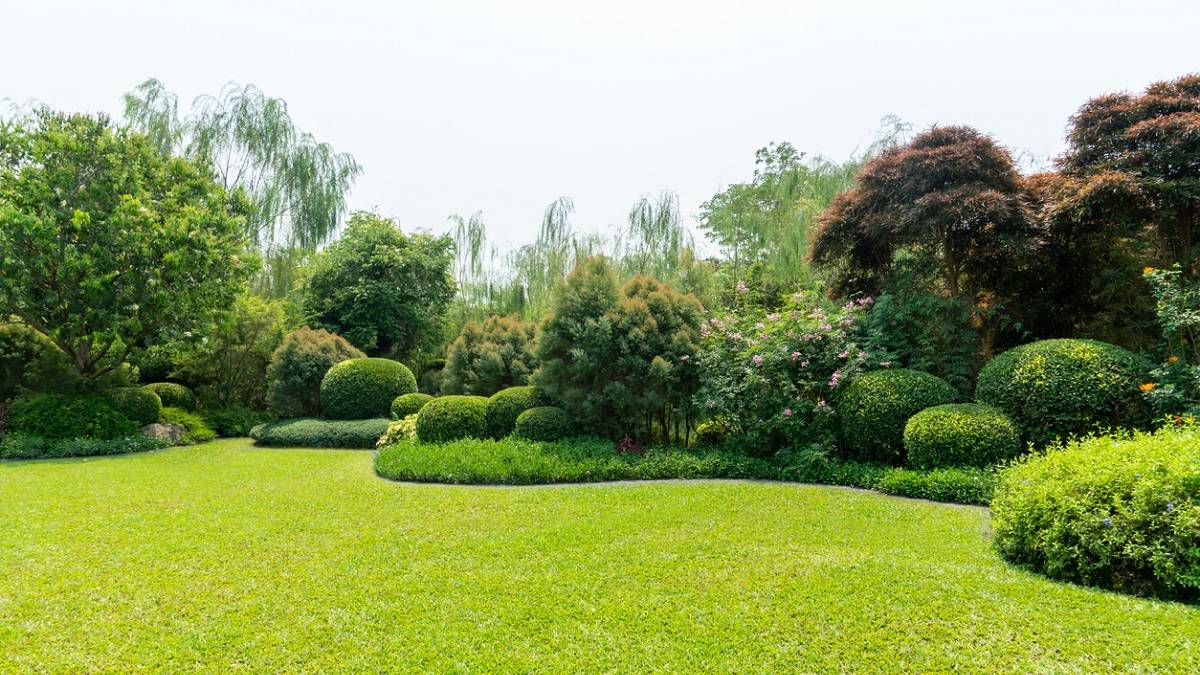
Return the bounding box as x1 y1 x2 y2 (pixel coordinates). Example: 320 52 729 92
903 403 1022 469
391 392 433 419
484 386 538 439
0 323 75 400
250 417 391 449
10 393 137 440
159 407 216 444
107 387 163 427
376 414 418 449
0 432 167 460
836 369 959 464
201 406 272 437
441 315 538 396
514 406 571 442
266 327 365 418
692 418 734 448
774 447 996 505
415 395 488 443
141 383 197 412
320 357 417 420
991 425 1200 599
975 339 1148 448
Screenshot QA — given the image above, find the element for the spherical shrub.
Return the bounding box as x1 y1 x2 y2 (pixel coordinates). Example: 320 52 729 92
484 386 538 439
266 327 365 418
837 369 959 464
975 339 1147 448
692 418 734 447
515 406 571 442
391 392 433 419
992 425 1200 600
320 358 417 420
9 393 137 440
141 382 197 412
107 387 163 426
415 395 489 443
903 403 1021 469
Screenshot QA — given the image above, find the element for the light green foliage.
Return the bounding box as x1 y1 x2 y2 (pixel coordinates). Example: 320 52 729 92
1140 265 1200 417
415 395 488 443
158 406 215 445
303 212 456 359
441 315 537 395
691 418 734 448
250 418 390 448
266 327 364 418
9 393 137 440
173 294 289 408
391 392 433 419
484 386 538 439
514 406 571 442
992 425 1200 599
376 414 418 449
107 387 163 427
975 339 1148 447
903 404 1021 469
141 383 197 412
0 110 253 380
836 369 959 464
319 358 417 420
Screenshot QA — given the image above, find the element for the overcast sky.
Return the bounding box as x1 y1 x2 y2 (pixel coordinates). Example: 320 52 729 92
3 0 1198 249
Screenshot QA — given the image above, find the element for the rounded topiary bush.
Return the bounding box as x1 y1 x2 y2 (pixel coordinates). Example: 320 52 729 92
10 393 137 440
975 339 1147 448
108 387 163 426
484 386 538 439
415 395 489 443
837 369 959 464
320 358 417 420
391 392 433 419
514 406 571 442
991 425 1200 600
903 403 1021 469
141 382 197 412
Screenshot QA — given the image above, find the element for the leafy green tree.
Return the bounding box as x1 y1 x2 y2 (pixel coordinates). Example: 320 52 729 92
441 315 537 395
303 212 456 360
0 110 253 380
173 295 290 408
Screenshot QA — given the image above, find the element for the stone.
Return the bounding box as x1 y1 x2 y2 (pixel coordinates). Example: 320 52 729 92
139 422 185 445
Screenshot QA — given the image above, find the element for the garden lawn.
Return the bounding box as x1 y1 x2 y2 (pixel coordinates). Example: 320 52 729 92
1 440 1197 672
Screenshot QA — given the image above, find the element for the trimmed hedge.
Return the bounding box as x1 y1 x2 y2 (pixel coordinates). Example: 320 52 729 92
975 339 1147 448
10 393 137 440
320 358 417 420
250 418 391 449
514 406 571 442
108 387 163 426
992 425 1200 600
484 386 537 439
837 369 959 464
0 433 167 460
159 407 216 444
903 403 1022 469
415 395 488 443
391 392 433 419
141 383 197 412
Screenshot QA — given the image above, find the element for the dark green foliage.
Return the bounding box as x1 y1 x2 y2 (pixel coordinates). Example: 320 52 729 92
415 395 488 444
514 406 571 442
266 327 365 418
992 426 1200 600
0 432 167 460
319 357 417 420
484 386 537 439
903 404 1021 469
836 369 959 464
107 387 163 426
416 360 445 395
158 406 216 444
250 417 390 449
0 323 75 400
201 406 272 437
142 383 197 412
441 315 537 395
391 393 433 419
303 212 456 359
9 393 137 440
975 339 1148 448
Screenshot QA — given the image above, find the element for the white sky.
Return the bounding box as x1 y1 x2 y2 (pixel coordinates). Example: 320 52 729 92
3 0 1198 249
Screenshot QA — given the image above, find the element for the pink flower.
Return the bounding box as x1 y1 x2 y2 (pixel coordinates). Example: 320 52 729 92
783 408 793 417
736 281 749 294
819 323 832 331
767 313 781 322
755 321 765 330
828 370 843 387
752 354 764 365
838 349 849 359
791 351 801 360
680 354 690 362
800 360 810 368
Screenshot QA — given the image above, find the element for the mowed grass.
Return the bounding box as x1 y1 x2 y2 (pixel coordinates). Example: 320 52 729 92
1 440 1197 672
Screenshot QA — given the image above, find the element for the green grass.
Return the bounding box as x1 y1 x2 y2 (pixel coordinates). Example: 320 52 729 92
1 439 1197 672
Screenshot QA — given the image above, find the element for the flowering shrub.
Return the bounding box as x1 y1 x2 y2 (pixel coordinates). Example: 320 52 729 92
1141 265 1200 419
694 289 890 453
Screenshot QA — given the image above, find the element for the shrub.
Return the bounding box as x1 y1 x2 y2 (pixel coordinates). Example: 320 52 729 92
415 395 488 443
691 418 734 447
320 357 417 420
10 393 137 440
975 339 1148 447
484 386 538 439
107 387 163 427
266 327 365 418
391 392 433 419
159 407 216 444
903 403 1021 469
991 426 1200 599
142 383 197 412
250 417 390 449
515 406 571 442
376 414 418 449
441 315 538 395
0 432 167 460
202 406 272 437
836 369 958 464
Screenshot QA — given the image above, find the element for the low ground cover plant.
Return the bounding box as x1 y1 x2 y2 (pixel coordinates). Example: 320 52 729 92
250 417 390 448
0 433 168 460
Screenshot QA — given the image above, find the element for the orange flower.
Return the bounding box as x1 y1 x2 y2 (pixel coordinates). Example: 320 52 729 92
1140 382 1157 392
1143 266 1157 275
1169 355 1180 364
